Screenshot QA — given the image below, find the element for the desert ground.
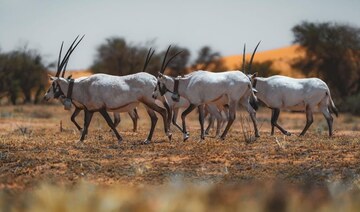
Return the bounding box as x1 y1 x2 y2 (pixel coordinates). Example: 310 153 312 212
0 103 359 211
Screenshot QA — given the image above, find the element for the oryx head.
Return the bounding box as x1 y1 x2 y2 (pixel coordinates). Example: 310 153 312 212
152 45 182 101
44 35 84 101
44 75 73 101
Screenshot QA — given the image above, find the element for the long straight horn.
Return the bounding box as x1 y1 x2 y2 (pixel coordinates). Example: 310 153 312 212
55 42 64 77
160 45 172 74
163 50 183 72
142 47 155 72
58 35 80 76
59 35 85 77
248 40 261 73
242 43 246 73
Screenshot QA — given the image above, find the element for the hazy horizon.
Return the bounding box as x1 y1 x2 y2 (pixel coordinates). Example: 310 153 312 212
1 0 359 70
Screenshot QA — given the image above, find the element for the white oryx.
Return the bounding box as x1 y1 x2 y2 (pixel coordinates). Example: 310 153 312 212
44 36 171 144
248 73 338 136
45 75 139 132
153 44 260 141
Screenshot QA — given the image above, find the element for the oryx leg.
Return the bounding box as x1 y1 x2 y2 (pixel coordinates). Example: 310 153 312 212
113 112 121 128
206 104 223 137
221 105 230 129
271 108 291 136
319 102 334 136
80 110 94 142
143 106 158 144
172 107 184 133
243 100 260 138
71 108 82 131
163 100 172 131
181 104 197 141
198 105 205 140
299 105 314 136
220 101 237 140
100 109 123 143
142 100 171 141
205 114 215 135
158 96 172 131
128 108 139 132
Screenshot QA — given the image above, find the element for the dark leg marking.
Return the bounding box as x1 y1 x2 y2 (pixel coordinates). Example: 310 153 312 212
100 109 123 143
71 108 82 131
181 104 197 141
271 108 291 136
80 110 94 142
299 105 314 136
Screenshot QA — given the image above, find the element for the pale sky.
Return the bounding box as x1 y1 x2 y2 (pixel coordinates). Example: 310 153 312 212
1 0 359 70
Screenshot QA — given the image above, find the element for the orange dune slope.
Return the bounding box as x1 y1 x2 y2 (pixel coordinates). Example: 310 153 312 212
222 45 305 77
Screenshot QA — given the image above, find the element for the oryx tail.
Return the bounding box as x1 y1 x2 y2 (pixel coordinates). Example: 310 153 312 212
327 91 338 117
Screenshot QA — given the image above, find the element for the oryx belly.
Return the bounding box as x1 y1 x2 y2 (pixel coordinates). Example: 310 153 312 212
107 102 139 112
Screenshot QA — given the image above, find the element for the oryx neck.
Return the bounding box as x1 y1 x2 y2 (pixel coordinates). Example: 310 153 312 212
253 78 258 89
66 79 75 100
58 78 75 100
252 77 266 98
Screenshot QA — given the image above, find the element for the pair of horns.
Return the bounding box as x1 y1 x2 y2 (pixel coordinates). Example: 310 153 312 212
142 48 155 72
160 45 183 74
242 41 261 74
55 35 85 77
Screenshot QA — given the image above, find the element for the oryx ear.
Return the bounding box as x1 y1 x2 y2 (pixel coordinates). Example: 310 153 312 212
252 72 258 78
158 72 163 77
252 88 258 93
49 75 56 81
67 75 73 80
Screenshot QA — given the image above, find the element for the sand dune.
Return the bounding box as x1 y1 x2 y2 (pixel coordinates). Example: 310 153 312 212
222 45 305 77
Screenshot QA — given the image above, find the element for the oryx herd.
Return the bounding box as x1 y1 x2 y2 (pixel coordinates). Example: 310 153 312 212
44 36 338 144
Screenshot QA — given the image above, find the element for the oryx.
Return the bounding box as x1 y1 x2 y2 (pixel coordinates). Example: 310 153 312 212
44 36 171 144
153 44 260 141
248 73 338 136
45 75 139 132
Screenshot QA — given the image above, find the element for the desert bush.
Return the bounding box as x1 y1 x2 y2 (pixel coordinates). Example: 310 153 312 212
341 93 360 115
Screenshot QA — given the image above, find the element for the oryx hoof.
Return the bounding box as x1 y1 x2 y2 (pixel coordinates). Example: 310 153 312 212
284 131 291 136
143 139 151 145
255 133 260 138
183 133 190 141
167 133 173 141
220 136 226 140
205 131 210 135
75 140 85 148
117 138 123 145
200 135 205 140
